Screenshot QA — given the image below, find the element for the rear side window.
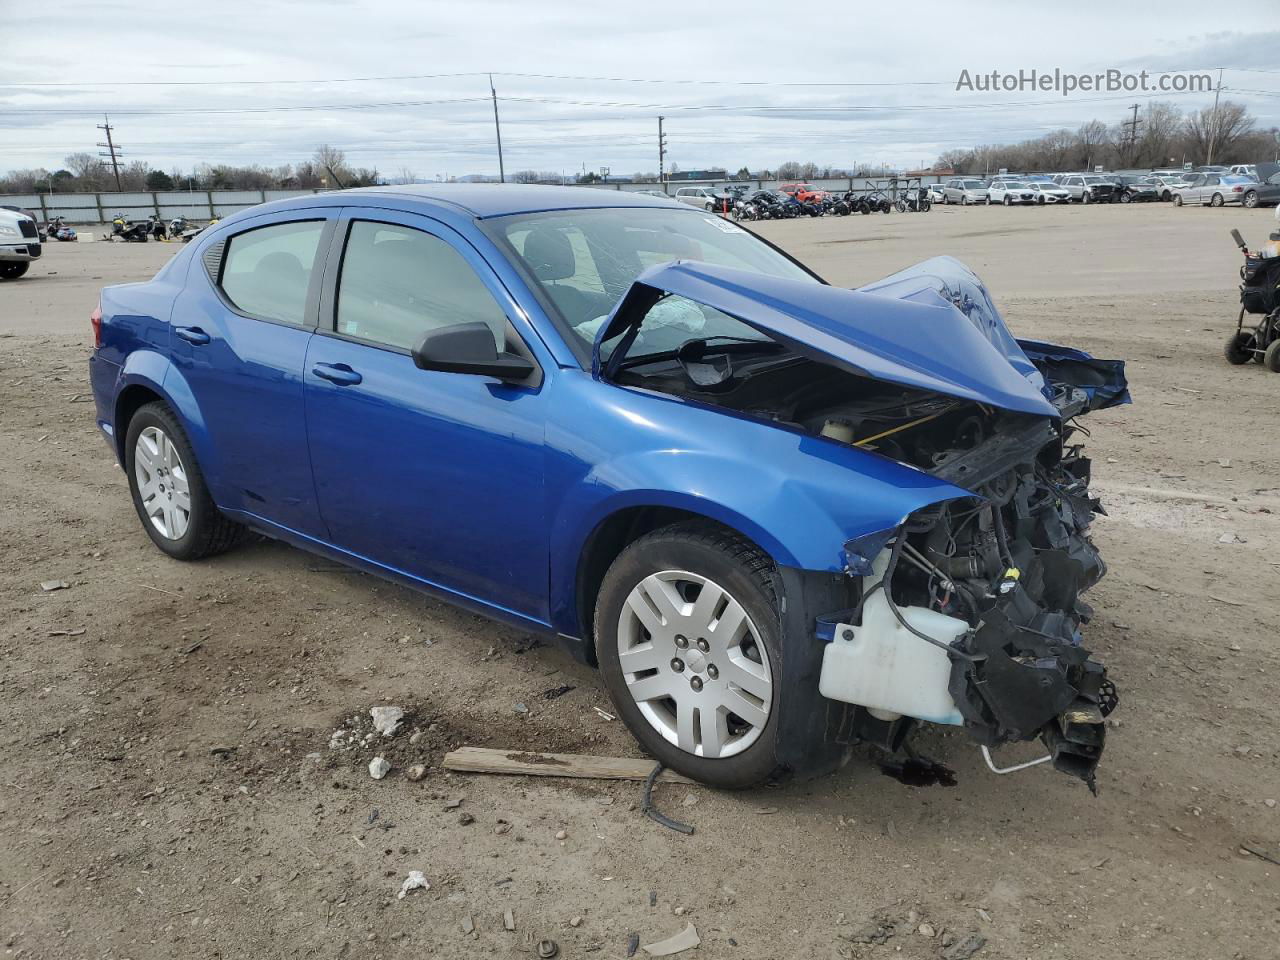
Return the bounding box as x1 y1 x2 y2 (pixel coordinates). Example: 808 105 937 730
219 220 324 326
335 221 508 352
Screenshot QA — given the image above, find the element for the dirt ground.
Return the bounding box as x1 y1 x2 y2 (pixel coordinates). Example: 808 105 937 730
1 202 1278 960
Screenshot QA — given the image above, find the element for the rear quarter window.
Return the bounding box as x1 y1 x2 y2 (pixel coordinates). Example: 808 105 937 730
218 220 325 326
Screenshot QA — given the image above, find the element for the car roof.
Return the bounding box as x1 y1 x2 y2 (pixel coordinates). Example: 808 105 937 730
262 183 683 220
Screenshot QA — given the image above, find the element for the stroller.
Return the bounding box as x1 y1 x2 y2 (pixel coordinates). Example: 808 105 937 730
1224 227 1280 372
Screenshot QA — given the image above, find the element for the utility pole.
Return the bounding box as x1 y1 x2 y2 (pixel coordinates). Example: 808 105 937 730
1206 68 1224 167
1122 103 1142 166
658 116 667 185
489 74 505 183
96 116 123 191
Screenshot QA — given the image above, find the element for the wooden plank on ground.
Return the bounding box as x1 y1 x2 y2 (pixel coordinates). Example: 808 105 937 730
442 747 695 784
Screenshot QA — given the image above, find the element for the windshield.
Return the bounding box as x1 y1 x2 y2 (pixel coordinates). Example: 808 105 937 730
1004 181 1027 189
488 207 817 358
964 180 986 189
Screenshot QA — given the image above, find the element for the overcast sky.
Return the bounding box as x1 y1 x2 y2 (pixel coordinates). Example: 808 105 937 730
2 1 1278 179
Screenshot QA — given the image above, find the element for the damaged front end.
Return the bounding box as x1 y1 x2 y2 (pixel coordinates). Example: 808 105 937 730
832 401 1120 791
594 257 1128 789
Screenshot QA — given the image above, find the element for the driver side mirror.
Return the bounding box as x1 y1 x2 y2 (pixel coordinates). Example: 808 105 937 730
411 321 534 381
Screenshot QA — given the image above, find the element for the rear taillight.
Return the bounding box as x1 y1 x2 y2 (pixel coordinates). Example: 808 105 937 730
90 304 102 348
1232 186 1244 193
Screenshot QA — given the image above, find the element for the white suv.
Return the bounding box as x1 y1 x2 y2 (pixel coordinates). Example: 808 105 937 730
0 208 41 279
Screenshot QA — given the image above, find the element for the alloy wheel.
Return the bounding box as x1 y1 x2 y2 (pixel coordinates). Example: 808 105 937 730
134 425 191 540
615 570 773 759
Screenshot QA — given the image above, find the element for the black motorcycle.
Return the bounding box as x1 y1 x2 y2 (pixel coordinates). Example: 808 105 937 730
108 213 150 243
1225 227 1280 372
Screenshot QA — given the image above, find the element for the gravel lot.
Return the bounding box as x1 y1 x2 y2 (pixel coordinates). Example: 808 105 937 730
2 201 1278 960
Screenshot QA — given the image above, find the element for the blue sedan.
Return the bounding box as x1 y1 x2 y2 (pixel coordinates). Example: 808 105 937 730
89 185 1127 790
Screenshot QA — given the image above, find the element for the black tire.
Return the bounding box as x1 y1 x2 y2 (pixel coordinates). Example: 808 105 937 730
124 402 245 561
1037 195 1046 205
1003 196 1011 206
1224 331 1255 365
1210 193 1224 208
961 196 969 206
0 261 30 279
1266 340 1280 373
1243 190 1259 209
594 521 784 788
1120 192 1132 203
1081 192 1091 205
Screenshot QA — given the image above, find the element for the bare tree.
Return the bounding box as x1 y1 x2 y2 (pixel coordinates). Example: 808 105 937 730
1185 101 1254 164
64 152 102 189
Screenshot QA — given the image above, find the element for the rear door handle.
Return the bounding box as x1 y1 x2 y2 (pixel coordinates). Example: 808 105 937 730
311 362 363 386
174 326 211 345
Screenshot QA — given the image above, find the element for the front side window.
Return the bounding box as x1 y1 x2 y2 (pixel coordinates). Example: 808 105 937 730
335 221 507 352
219 220 325 325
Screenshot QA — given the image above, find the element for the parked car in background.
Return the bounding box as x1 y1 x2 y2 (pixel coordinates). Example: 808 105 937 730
1228 164 1258 179
1172 173 1258 207
1248 163 1280 207
986 179 1038 205
1196 165 1229 174
87 184 1127 792
673 186 720 210
634 189 672 199
926 182 947 204
1058 174 1117 204
1148 174 1190 201
0 207 42 279
1027 181 1071 204
942 178 990 204
1113 175 1161 203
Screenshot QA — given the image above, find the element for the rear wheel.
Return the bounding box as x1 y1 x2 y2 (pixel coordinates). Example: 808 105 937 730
1210 193 1225 208
0 261 30 279
595 522 781 788
1081 192 1091 205
1265 340 1280 373
1120 192 1132 203
1225 331 1255 365
1243 190 1259 209
1002 196 1011 206
124 402 245 560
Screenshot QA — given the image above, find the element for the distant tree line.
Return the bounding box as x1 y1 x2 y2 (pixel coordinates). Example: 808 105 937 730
934 101 1278 175
0 145 380 194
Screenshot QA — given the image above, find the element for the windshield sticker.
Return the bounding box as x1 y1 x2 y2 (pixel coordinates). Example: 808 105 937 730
703 216 744 234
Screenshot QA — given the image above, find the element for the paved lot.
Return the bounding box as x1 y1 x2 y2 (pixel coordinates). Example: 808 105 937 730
1 202 1278 959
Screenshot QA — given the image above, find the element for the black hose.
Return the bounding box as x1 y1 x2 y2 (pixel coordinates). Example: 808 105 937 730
641 763 695 835
881 535 984 663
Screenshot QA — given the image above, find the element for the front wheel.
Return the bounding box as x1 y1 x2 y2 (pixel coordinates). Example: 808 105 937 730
1120 192 1132 203
1081 192 1091 205
595 522 782 788
0 261 30 279
1002 196 1011 206
125 402 246 561
1225 331 1255 365
1173 194 1183 206
1210 193 1225 208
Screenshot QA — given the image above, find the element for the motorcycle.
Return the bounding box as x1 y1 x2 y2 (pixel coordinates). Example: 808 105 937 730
149 215 168 241
106 213 150 242
45 216 78 242
179 216 218 243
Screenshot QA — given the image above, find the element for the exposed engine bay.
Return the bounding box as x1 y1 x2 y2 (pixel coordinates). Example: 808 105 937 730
618 343 1118 790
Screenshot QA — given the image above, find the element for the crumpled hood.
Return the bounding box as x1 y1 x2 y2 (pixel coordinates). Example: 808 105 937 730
595 259 1060 417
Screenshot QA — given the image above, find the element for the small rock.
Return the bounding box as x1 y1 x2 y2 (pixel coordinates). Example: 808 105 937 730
941 932 987 960
503 908 516 931
569 916 582 927
918 922 936 938
514 702 529 715
444 798 464 810
1265 798 1277 808
461 916 475 935
40 580 70 592
1217 532 1246 544
537 940 559 959
370 706 404 736
406 763 427 782
458 812 475 826
495 819 512 835
397 870 428 900
1218 458 1231 468
408 731 423 745
368 757 392 780
680 794 698 808
555 829 568 840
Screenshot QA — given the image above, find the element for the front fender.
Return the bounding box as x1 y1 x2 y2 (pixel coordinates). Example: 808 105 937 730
545 390 975 635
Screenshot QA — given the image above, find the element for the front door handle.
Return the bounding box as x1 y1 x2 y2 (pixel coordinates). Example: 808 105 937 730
311 362 363 386
175 326 211 346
